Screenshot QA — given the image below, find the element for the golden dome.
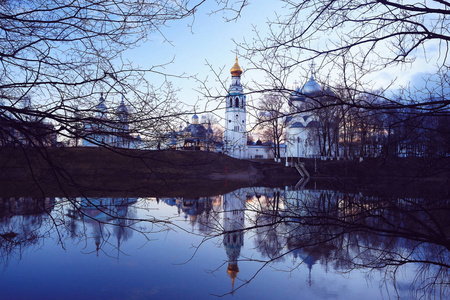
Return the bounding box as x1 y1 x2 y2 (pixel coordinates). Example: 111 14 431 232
230 57 242 76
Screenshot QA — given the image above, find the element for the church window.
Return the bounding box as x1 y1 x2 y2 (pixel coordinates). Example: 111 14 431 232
242 120 244 123
229 99 232 107
229 120 231 123
235 98 239 108
234 126 239 131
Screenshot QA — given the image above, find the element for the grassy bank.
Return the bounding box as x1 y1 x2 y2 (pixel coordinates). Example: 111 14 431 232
0 147 299 197
1 147 447 198
302 156 450 180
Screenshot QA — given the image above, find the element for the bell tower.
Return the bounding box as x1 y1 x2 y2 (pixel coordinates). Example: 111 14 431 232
224 57 247 159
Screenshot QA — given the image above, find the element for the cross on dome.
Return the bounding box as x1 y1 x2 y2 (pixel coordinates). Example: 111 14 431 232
309 60 316 79
230 56 243 77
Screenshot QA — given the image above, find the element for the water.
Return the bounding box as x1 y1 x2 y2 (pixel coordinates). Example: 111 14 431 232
0 186 448 299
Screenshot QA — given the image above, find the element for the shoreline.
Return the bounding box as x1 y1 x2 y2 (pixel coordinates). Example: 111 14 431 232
0 147 448 198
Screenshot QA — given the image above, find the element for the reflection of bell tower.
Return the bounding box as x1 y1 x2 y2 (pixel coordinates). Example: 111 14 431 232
222 189 246 291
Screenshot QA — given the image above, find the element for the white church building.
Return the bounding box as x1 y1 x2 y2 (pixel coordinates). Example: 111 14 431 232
223 58 249 159
222 58 336 161
80 93 141 148
285 70 337 160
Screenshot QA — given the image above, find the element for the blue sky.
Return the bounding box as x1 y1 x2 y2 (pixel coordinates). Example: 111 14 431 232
122 1 446 120
124 1 284 111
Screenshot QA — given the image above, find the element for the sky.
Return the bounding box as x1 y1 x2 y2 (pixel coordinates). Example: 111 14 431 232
121 0 446 123
124 1 285 114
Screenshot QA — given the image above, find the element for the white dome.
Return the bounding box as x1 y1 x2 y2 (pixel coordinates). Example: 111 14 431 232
192 114 199 124
96 93 107 112
301 75 322 95
289 86 303 104
116 98 128 115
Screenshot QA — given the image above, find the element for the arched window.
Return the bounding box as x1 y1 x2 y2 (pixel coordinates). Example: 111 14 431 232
235 97 239 108
229 98 233 107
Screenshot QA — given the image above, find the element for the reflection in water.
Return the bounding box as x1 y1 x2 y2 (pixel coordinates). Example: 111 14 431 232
223 189 245 291
0 187 448 299
251 188 449 298
77 197 137 257
0 197 55 268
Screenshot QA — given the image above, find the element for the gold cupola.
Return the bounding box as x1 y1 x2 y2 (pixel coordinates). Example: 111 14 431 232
230 57 243 77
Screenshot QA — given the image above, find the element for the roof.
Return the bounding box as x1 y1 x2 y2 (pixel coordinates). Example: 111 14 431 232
306 120 320 127
96 93 107 113
230 57 243 77
290 122 304 128
301 75 322 95
184 123 207 139
116 98 128 115
289 75 337 104
289 86 305 103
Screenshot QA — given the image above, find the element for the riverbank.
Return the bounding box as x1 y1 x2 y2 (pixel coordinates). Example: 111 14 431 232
302 156 450 180
0 147 448 198
0 147 298 197
250 156 450 197
301 156 450 197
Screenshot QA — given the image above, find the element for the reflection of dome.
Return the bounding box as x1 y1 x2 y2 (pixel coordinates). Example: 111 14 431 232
290 247 318 277
230 57 243 77
227 263 239 287
225 241 242 291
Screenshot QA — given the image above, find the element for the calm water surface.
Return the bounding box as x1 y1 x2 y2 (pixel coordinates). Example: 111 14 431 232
0 185 448 299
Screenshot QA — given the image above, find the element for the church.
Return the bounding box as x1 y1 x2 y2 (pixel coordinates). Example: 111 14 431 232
222 57 336 160
0 96 57 147
223 58 249 159
80 93 141 148
285 68 338 160
168 114 215 151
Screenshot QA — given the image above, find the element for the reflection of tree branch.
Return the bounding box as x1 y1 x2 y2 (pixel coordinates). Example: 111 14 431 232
209 187 449 298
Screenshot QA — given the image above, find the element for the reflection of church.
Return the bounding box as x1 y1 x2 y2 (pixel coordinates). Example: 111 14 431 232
0 196 55 218
162 196 214 223
77 197 137 256
162 190 247 291
222 189 246 290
